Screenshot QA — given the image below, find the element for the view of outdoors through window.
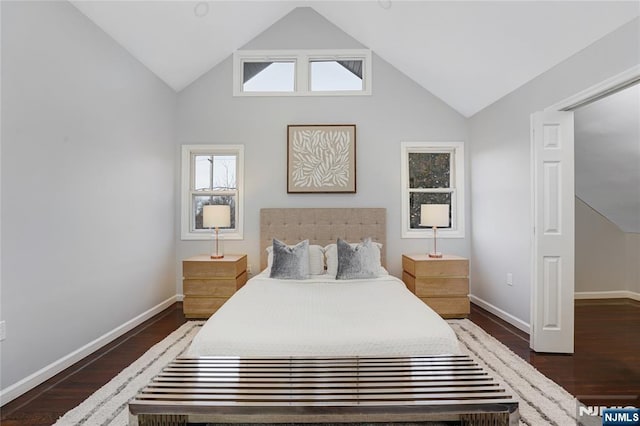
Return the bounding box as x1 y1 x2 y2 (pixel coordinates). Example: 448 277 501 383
242 62 295 92
408 152 453 229
193 155 237 230
310 60 363 91
242 59 363 92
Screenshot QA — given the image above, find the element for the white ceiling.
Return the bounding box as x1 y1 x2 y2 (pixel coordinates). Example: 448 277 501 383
575 84 640 234
70 1 640 117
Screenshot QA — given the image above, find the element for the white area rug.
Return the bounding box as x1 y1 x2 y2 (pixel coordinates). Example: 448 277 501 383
448 320 576 425
54 322 204 426
54 320 577 426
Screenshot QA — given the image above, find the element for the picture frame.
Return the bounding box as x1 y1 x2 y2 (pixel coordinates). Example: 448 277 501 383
287 124 357 193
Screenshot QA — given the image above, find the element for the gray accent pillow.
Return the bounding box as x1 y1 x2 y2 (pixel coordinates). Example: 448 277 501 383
336 238 379 280
266 244 325 275
269 239 310 280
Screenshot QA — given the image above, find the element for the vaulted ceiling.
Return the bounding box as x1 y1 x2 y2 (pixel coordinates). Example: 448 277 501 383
70 1 639 117
68 1 640 232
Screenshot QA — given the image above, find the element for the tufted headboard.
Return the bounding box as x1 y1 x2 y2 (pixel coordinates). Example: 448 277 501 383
260 208 386 271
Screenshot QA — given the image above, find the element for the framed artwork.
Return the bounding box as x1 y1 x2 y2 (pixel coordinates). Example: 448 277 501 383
287 124 357 193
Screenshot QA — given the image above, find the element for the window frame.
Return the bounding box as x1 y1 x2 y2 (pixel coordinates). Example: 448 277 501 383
400 141 465 239
233 49 372 96
180 144 244 241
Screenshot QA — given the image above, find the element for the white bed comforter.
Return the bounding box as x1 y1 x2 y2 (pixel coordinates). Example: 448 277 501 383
187 273 461 357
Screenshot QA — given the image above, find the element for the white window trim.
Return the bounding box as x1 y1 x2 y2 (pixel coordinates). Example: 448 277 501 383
180 144 244 241
400 141 465 239
233 49 372 96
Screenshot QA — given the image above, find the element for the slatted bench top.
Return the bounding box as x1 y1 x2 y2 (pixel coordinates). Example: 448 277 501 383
129 355 519 425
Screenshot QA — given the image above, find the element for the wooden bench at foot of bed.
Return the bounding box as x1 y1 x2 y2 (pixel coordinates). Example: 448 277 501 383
129 355 519 426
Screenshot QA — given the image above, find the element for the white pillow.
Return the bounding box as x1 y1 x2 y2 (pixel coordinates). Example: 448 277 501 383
325 239 383 278
267 243 325 275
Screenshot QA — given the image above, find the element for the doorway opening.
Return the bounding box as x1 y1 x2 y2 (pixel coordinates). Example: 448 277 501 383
573 83 640 302
530 65 640 353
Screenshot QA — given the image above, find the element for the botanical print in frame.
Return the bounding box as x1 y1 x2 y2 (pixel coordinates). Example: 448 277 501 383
287 124 356 193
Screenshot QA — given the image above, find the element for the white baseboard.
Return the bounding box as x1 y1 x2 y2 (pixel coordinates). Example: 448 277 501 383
0 295 179 406
469 291 638 339
469 294 531 334
575 290 640 301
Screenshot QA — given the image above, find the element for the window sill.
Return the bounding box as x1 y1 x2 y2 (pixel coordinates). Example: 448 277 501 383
233 90 371 97
181 232 243 241
401 230 465 239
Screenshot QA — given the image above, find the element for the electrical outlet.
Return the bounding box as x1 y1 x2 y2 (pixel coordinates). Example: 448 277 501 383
506 273 513 286
0 321 6 341
246 264 252 275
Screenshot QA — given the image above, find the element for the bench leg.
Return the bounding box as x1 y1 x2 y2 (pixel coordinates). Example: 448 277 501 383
461 412 510 426
135 414 188 426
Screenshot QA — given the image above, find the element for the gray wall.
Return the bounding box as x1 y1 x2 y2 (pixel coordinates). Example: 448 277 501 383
575 197 629 292
575 197 640 295
1 1 177 390
175 8 469 281
468 18 640 325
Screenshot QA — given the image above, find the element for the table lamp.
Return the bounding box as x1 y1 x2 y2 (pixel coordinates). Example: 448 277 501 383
420 204 449 258
203 205 231 259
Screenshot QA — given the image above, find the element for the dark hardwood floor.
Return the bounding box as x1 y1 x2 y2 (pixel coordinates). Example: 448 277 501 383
0 304 187 426
2 299 638 425
469 298 640 409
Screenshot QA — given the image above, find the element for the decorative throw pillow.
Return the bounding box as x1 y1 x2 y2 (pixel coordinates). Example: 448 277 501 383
269 239 310 280
335 238 380 280
267 244 324 275
325 239 382 278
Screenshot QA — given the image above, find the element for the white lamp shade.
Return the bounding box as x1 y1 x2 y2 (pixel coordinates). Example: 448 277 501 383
420 204 449 227
203 205 231 228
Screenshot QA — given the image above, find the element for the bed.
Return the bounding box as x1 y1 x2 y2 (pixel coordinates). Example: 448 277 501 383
187 273 460 357
129 208 518 425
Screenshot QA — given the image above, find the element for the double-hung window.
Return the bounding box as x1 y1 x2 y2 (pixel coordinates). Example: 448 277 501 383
181 145 244 240
401 142 465 238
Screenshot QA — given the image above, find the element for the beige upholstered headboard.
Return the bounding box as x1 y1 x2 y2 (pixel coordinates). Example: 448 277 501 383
260 208 386 270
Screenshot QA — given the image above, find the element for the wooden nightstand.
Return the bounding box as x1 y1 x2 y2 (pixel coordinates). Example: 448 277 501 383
402 254 470 318
182 254 248 319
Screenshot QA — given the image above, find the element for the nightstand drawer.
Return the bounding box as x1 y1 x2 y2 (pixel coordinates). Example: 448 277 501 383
183 297 228 318
183 255 247 279
419 297 470 318
415 277 469 297
403 257 468 277
183 279 237 297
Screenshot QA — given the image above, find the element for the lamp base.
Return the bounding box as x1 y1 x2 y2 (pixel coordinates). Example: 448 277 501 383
428 252 443 258
210 227 224 259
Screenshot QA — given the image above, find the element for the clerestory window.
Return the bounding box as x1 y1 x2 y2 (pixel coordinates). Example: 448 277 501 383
233 49 372 96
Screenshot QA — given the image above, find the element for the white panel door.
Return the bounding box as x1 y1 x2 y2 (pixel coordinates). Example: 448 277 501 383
530 110 575 353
